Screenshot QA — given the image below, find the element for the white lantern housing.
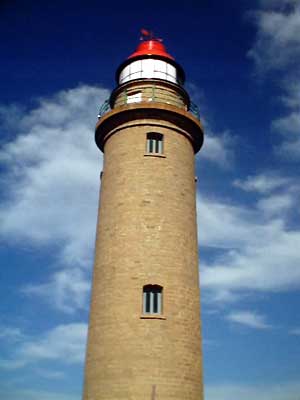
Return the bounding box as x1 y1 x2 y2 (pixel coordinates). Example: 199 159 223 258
115 39 185 87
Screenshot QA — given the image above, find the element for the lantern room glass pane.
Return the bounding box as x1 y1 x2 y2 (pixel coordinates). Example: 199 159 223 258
154 71 166 79
154 60 167 80
130 71 142 80
121 65 130 83
167 64 176 83
167 63 176 76
141 59 155 78
167 75 176 83
154 59 167 73
130 60 141 73
119 59 180 84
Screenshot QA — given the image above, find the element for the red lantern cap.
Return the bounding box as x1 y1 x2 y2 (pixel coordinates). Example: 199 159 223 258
115 30 185 85
128 30 175 60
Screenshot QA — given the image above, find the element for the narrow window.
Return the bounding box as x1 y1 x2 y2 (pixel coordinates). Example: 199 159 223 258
143 285 163 314
146 132 163 154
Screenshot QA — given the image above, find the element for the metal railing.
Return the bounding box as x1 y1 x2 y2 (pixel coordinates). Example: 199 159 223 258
189 102 200 119
115 84 186 110
97 86 200 120
97 99 110 118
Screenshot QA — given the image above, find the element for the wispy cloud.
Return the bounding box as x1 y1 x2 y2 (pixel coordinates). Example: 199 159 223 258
289 327 300 335
23 268 90 314
0 388 79 400
272 112 300 135
226 310 271 329
256 193 294 216
205 380 300 400
233 173 290 194
0 323 87 370
0 85 107 266
272 111 300 159
248 1 300 160
259 0 299 7
186 81 236 168
198 176 300 301
0 326 24 342
0 85 108 313
200 130 235 168
34 368 65 380
248 2 300 72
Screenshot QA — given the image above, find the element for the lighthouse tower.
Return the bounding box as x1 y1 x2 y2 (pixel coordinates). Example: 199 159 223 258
83 32 204 400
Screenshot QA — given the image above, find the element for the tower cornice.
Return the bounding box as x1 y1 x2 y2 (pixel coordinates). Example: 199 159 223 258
95 102 204 153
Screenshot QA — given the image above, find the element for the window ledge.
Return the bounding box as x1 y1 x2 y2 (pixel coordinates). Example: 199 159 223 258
144 153 166 158
140 314 166 320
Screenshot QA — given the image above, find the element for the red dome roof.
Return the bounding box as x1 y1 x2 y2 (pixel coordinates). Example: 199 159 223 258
128 40 175 61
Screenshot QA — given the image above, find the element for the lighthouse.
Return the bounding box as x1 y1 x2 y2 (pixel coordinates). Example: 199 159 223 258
83 31 204 400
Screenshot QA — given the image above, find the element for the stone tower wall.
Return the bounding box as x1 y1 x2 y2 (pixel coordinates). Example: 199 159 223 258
83 117 203 400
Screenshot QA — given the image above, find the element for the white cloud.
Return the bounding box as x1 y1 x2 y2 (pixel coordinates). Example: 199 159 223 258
34 368 65 379
0 323 87 370
0 85 108 266
197 187 300 300
280 79 300 109
226 310 271 329
23 268 90 314
200 131 234 168
202 288 240 304
275 136 300 160
184 82 235 168
0 326 24 342
19 323 87 364
233 173 290 193
248 4 300 72
0 388 79 400
0 85 109 313
197 194 283 250
272 112 300 159
257 193 294 216
273 112 300 135
205 380 300 400
289 327 300 335
248 2 300 160
259 0 299 7
200 162 299 304
7 380 299 400
0 359 27 370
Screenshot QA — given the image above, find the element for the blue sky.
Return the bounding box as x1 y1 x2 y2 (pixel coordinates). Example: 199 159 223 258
0 0 300 399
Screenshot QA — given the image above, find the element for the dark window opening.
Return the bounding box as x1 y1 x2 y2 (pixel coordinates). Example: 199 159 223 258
146 132 163 154
143 285 163 314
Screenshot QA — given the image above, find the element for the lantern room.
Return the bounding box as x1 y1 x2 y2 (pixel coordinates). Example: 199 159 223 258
96 30 202 147
115 32 185 86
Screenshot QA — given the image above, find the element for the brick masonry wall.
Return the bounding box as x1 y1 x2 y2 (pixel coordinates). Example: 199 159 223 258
83 116 204 400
